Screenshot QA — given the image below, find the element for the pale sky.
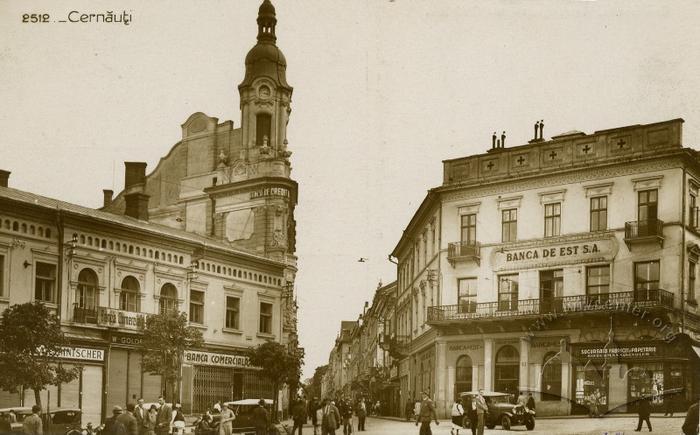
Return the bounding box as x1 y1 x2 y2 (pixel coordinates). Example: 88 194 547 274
2 0 700 380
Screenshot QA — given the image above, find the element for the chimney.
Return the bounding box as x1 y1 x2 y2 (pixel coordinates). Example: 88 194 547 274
0 170 9 187
124 192 150 221
103 189 113 207
124 162 147 190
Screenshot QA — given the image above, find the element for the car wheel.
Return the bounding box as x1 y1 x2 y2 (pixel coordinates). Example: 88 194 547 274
525 415 535 430
501 415 511 430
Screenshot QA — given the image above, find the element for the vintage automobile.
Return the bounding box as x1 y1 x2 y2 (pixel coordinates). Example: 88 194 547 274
0 407 82 435
207 399 273 435
460 391 535 431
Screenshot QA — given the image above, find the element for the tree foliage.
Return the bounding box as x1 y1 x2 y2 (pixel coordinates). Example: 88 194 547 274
246 341 304 421
0 302 79 407
140 310 203 402
304 365 328 400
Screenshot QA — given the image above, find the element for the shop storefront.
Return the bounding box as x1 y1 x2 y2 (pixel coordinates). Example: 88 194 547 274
182 349 274 414
570 337 700 414
413 347 435 397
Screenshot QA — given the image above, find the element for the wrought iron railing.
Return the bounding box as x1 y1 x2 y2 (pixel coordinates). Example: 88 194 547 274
427 290 674 322
447 241 481 261
72 303 98 324
625 219 664 239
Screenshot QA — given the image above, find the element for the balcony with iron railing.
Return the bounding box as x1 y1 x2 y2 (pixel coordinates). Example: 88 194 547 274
624 219 664 248
73 303 150 331
447 241 481 266
427 289 674 324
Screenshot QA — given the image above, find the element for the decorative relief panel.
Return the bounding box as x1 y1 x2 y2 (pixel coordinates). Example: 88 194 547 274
583 182 614 198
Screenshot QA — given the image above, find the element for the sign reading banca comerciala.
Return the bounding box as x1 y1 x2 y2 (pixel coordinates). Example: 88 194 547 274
183 350 251 368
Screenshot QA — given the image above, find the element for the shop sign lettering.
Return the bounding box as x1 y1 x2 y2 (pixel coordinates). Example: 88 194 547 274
575 345 659 360
59 346 104 362
505 243 600 262
110 334 143 346
184 350 252 368
98 307 146 330
250 187 290 199
448 344 483 352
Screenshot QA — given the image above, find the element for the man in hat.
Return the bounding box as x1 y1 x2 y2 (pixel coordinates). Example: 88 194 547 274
415 391 439 435
103 406 127 435
252 399 270 435
117 403 138 435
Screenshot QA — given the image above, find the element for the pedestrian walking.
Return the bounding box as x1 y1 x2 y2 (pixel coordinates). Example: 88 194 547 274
116 403 139 435
308 397 320 435
320 399 341 435
664 392 675 417
462 395 477 435
339 398 353 435
292 397 308 435
22 405 43 435
450 398 464 435
405 398 414 422
474 390 488 435
103 406 127 435
682 400 699 435
526 393 536 413
252 399 270 435
134 399 146 435
415 391 439 435
634 392 652 432
356 398 367 431
155 397 172 435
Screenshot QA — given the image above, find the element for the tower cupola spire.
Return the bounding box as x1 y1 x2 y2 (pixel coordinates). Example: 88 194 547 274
257 0 277 43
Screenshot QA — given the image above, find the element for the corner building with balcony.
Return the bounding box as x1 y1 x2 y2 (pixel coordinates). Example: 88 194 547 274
391 119 700 418
0 0 300 425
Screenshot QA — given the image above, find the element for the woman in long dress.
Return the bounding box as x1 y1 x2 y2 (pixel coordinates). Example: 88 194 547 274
218 402 235 435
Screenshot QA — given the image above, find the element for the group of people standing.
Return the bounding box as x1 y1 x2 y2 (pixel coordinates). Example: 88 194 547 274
102 396 186 435
300 396 371 435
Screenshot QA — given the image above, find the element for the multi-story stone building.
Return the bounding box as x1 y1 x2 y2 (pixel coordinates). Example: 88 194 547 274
391 118 700 417
0 0 300 425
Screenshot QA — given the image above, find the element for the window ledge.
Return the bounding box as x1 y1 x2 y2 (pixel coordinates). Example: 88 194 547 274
36 301 58 308
223 327 243 335
256 332 275 339
189 323 208 330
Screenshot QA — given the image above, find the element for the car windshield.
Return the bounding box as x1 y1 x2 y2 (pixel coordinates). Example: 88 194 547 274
485 395 512 405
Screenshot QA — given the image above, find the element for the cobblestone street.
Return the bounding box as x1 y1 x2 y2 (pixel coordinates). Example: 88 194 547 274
283 415 688 435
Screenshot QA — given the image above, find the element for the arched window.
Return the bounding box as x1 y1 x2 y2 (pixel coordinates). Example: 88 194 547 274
159 283 178 314
119 276 140 312
495 345 519 395
455 355 473 399
542 351 562 401
75 269 99 324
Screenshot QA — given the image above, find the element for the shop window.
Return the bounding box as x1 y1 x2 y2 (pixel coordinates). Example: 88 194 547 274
586 265 610 304
541 352 562 401
502 208 517 242
457 278 477 314
119 276 140 312
634 261 660 301
460 214 477 244
544 203 561 237
225 297 240 329
498 274 519 311
628 363 664 406
454 355 473 399
689 260 697 303
540 269 563 313
256 113 271 146
259 302 273 334
495 345 519 395
159 283 178 314
35 262 57 303
189 290 204 324
574 364 608 413
590 196 608 231
638 189 658 222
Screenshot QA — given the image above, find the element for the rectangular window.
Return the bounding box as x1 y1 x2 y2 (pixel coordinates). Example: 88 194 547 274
634 261 660 301
586 265 610 304
255 113 271 146
690 194 698 228
501 209 517 242
498 274 518 311
225 296 240 329
460 214 477 244
540 269 563 313
457 278 477 314
431 225 436 257
544 203 561 237
638 189 658 221
689 261 697 303
189 290 204 324
35 262 56 303
590 196 608 231
415 241 421 271
423 232 428 264
259 302 273 334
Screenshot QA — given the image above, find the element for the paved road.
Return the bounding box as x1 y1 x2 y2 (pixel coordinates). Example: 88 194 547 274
283 415 687 434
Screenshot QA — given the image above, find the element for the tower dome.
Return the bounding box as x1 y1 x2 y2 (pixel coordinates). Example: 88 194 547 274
239 0 291 90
